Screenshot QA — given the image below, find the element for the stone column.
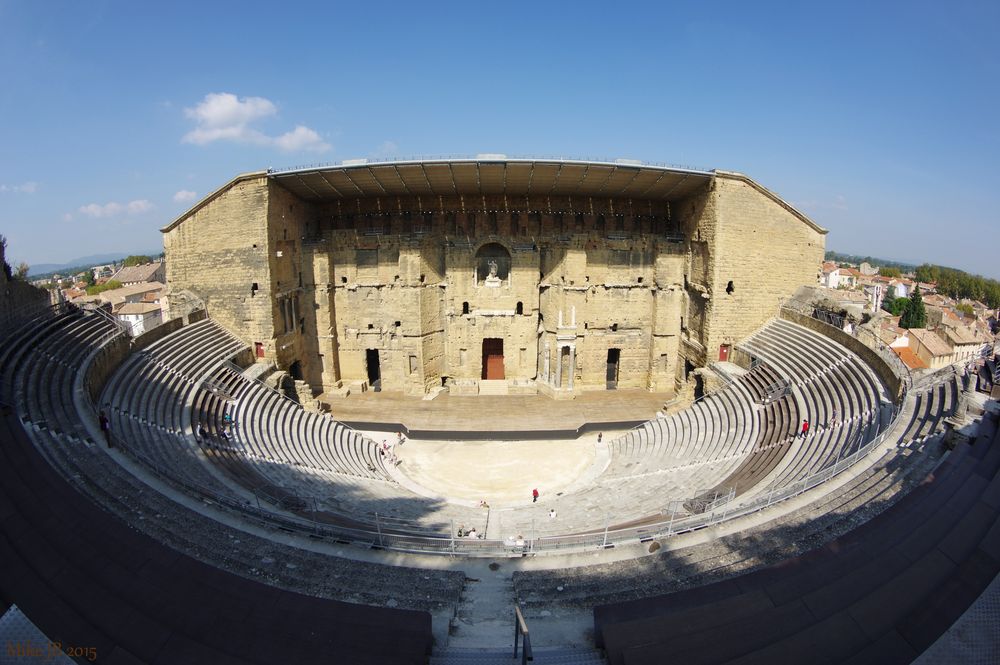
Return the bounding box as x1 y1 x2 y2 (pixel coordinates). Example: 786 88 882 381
543 345 550 385
555 345 563 389
568 345 575 391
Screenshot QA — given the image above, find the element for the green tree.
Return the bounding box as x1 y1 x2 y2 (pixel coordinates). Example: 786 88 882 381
879 266 901 278
956 302 974 316
122 255 153 267
914 264 939 284
899 287 927 329
883 297 910 317
83 271 96 288
85 279 122 296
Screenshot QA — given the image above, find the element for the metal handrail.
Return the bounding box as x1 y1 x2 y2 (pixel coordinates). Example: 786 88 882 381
15 306 921 558
513 605 533 664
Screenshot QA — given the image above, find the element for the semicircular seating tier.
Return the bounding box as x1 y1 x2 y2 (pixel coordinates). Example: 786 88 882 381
0 306 456 664
93 313 899 549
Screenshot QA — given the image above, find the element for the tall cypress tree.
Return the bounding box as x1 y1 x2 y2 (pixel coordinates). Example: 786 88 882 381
900 287 927 329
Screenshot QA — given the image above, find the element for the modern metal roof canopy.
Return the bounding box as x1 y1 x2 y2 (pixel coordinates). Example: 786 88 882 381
267 157 714 202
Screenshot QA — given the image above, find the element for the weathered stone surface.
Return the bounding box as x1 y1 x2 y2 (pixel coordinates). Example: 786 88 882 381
162 165 826 398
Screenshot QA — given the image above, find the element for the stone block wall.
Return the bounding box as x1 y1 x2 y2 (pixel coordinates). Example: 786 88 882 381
704 175 825 360
162 174 274 351
0 240 49 331
162 168 825 399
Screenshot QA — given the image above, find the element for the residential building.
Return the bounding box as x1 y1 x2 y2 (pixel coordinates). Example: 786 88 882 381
116 302 163 336
907 328 955 370
110 261 165 286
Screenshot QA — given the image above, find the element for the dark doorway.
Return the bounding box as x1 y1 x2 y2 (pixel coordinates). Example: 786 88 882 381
606 348 620 389
366 349 381 391
289 360 302 381
693 372 705 400
482 338 505 380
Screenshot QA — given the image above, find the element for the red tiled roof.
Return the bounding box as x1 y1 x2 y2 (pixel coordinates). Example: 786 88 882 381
894 346 928 370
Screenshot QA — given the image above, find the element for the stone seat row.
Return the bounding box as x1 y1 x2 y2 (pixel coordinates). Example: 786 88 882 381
512 366 956 610
214 366 393 482
188 369 485 537
608 378 760 476
739 319 886 492
6 310 467 608
9 310 114 443
594 411 1000 665
99 319 251 498
899 371 961 447
0 312 439 664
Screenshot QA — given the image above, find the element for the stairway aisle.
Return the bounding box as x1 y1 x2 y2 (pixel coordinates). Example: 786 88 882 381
433 561 605 664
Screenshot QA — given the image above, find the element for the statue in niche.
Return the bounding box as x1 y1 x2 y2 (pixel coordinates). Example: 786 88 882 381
484 258 502 288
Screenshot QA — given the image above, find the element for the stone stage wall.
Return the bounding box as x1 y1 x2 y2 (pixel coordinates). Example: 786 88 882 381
162 165 825 399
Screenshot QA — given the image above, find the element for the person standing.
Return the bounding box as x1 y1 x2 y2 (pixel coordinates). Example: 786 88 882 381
532 488 539 503
99 411 112 448
800 420 810 438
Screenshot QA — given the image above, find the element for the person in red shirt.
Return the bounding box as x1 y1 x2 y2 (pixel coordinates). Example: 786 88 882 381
800 420 810 438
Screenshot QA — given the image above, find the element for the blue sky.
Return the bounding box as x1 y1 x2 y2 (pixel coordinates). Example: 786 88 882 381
1 1 998 277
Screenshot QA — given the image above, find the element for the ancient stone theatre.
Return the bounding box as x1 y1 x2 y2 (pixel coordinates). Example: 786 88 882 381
162 157 826 400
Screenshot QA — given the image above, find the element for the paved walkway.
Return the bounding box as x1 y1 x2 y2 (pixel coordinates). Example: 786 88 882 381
324 389 670 436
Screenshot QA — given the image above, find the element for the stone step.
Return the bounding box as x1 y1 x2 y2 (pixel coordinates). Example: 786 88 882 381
477 380 509 396
431 646 605 665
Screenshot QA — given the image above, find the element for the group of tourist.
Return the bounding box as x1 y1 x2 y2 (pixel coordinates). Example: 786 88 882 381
194 411 237 445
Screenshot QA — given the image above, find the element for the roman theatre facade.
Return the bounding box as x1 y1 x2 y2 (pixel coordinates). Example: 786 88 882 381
162 158 825 400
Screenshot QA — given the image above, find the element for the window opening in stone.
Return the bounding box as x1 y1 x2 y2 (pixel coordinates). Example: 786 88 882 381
611 323 618 332
726 280 735 294
516 301 523 315
462 302 469 315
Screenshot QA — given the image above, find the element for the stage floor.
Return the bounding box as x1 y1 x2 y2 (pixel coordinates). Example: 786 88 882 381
321 389 671 437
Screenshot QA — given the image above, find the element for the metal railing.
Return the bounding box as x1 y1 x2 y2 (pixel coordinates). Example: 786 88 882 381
15 306 916 558
780 299 913 392
267 154 712 176
513 605 533 665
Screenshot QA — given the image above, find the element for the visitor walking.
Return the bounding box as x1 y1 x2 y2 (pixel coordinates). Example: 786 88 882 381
799 420 810 438
532 488 539 503
99 411 111 448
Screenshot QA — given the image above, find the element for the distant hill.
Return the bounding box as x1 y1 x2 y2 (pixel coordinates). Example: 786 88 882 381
28 250 162 277
824 250 917 273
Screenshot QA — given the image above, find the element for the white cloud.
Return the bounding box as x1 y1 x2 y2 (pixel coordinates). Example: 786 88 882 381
181 92 330 152
371 140 398 158
272 125 329 152
78 199 153 218
127 199 153 214
79 202 123 218
173 189 197 203
0 181 38 194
